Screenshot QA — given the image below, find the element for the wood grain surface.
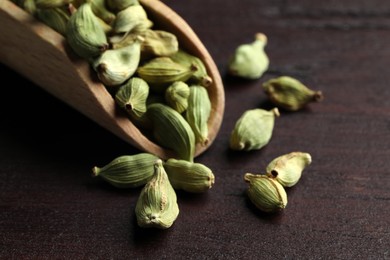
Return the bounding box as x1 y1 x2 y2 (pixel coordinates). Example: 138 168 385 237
0 0 389 259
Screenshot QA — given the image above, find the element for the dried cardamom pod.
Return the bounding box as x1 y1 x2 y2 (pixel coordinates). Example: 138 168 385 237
263 76 324 111
230 108 280 151
106 0 139 12
113 5 153 34
91 153 159 188
228 33 269 80
35 7 70 36
185 85 211 146
147 103 195 162
66 2 109 59
266 152 312 187
163 158 215 193
115 77 149 118
164 81 190 113
244 173 287 213
90 0 116 25
170 49 212 87
92 36 143 86
35 0 71 9
137 57 197 93
140 29 179 58
135 159 179 229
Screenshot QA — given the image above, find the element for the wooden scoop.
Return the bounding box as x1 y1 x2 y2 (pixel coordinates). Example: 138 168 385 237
0 0 225 159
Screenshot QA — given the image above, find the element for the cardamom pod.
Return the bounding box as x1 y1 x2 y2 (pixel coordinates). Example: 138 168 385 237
140 29 179 58
262 76 324 111
147 103 195 162
266 152 312 187
228 33 269 80
185 85 211 146
170 49 212 87
113 5 153 34
115 77 149 118
230 108 280 151
90 0 116 25
92 36 143 86
163 159 215 193
91 153 159 188
66 2 109 59
106 0 139 12
135 159 179 229
164 81 190 113
244 173 287 213
35 7 70 36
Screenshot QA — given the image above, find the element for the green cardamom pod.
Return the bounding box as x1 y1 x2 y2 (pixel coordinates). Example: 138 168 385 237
263 76 323 111
35 0 71 9
230 108 280 151
140 29 179 58
90 0 116 25
35 7 70 36
147 103 195 162
164 81 190 113
163 159 215 193
91 153 159 188
66 2 109 59
106 0 139 12
170 49 212 87
185 85 211 146
244 173 287 213
135 159 179 229
137 57 197 93
113 5 153 34
92 36 143 86
115 77 149 118
266 152 312 187
228 33 269 80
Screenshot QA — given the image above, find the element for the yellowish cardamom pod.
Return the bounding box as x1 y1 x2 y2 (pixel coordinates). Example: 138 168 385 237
90 0 116 25
266 152 312 187
91 153 159 188
228 33 269 80
35 0 71 9
230 108 280 151
262 76 324 111
66 2 109 59
113 5 153 34
244 173 287 213
137 57 197 93
170 49 212 87
135 159 179 229
35 7 70 36
92 36 143 86
147 103 195 162
164 81 190 114
115 77 150 118
163 159 215 193
106 0 139 12
185 85 211 146
140 29 179 58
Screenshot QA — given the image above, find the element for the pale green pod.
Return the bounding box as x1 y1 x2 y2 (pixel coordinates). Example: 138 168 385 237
147 103 195 162
228 33 269 80
164 81 190 113
266 152 312 187
137 57 197 93
230 108 280 151
170 49 212 87
113 5 153 34
262 76 324 111
244 173 287 213
106 0 139 12
164 159 215 193
115 77 149 118
135 159 179 229
92 37 142 86
35 0 71 9
91 153 159 188
66 2 109 59
186 85 211 146
35 7 70 36
90 0 116 25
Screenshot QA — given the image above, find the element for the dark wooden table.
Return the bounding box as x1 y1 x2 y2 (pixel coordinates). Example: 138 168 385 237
1 0 389 259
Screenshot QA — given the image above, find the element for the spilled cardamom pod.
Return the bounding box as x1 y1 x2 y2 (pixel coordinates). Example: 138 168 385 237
185 85 211 146
230 108 280 151
35 7 70 36
164 158 215 193
228 33 269 80
147 103 195 162
91 153 159 188
113 5 153 34
92 36 143 86
115 77 149 118
244 173 287 213
266 152 312 187
262 76 324 111
164 81 190 113
135 159 179 229
66 2 109 59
